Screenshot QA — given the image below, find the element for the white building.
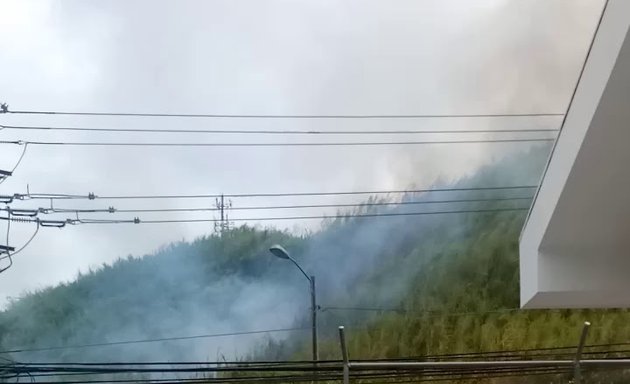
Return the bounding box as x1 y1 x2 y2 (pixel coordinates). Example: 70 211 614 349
520 0 630 308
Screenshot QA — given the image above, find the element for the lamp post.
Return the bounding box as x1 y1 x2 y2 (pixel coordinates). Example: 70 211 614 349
269 244 318 362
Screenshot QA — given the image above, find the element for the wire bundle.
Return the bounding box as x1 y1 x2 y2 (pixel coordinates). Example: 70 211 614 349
3 345 630 384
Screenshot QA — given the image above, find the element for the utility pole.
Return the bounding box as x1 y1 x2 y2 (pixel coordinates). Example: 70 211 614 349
310 275 318 362
214 194 232 235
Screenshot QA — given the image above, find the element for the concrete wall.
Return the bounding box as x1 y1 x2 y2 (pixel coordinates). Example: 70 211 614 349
520 0 630 308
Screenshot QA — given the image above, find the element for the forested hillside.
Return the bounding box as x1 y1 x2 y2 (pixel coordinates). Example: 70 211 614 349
2 144 630 383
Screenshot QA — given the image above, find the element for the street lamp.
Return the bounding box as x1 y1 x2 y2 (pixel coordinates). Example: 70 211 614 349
269 244 318 362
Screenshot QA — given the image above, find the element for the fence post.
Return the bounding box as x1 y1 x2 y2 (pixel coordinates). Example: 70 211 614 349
574 321 591 384
339 326 349 384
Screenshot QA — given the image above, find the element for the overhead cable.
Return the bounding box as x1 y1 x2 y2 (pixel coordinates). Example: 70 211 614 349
133 207 530 224
10 342 630 367
0 207 529 226
523 0 610 224
3 196 533 216
0 216 72 228
0 212 40 273
0 138 556 147
0 212 12 273
0 123 560 135
0 365 578 383
76 207 532 225
17 185 538 201
0 105 564 119
0 357 627 384
319 306 522 316
0 144 28 186
0 327 309 354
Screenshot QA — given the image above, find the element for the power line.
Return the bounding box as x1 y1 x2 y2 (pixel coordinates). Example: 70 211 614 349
320 306 524 317
79 207 532 225
522 0 610 230
2 196 533 216
4 332 630 361
3 327 630 370
1 356 628 383
0 212 13 273
10 342 630 368
5 343 630 365
0 144 28 186
1 106 564 119
0 364 582 382
18 185 538 201
1 211 40 274
0 138 556 147
0 371 589 384
0 207 529 227
218 196 533 211
0 327 309 354
16 344 615 373
0 123 560 135
0 218 39 273
0 364 576 374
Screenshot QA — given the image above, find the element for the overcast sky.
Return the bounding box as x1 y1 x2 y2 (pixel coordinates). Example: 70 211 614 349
0 0 604 305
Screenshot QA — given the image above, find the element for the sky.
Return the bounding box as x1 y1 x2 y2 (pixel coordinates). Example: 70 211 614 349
0 0 605 305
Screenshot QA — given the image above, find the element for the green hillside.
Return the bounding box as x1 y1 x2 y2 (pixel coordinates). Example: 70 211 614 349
2 144 629 383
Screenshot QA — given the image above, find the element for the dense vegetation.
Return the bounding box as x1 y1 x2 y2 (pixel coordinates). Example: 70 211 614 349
2 145 629 382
